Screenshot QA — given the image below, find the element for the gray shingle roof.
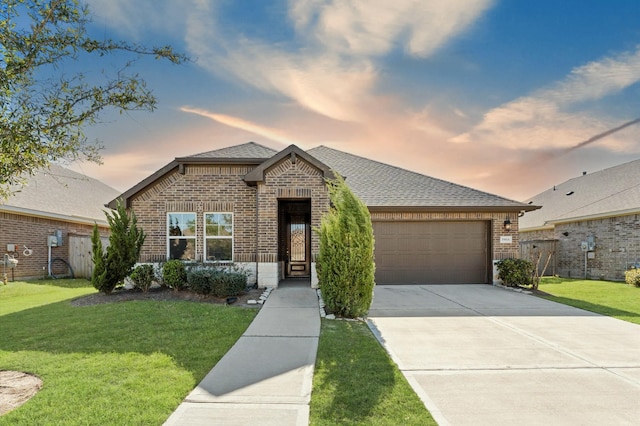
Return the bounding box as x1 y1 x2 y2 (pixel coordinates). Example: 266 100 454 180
520 158 640 230
190 141 278 159
307 145 529 208
1 164 120 224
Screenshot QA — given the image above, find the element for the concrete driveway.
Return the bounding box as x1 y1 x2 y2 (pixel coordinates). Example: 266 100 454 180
367 284 640 426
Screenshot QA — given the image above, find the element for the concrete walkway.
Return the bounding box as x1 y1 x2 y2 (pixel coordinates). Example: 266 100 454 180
165 282 320 426
368 284 640 426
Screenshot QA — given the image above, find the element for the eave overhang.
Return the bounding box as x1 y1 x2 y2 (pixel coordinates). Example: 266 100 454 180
367 204 541 213
0 205 109 227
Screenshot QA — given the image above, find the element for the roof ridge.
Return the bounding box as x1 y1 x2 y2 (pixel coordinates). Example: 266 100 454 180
188 141 278 158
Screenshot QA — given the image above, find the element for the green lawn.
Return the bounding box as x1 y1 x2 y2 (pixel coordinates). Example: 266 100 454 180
310 320 436 426
0 280 257 425
538 277 640 324
0 279 96 315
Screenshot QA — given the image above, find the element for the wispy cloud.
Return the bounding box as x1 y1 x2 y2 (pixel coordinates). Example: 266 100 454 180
453 45 640 151
289 0 494 57
180 106 299 145
182 0 492 123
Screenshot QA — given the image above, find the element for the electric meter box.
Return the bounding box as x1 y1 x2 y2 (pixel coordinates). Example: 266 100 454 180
48 235 58 247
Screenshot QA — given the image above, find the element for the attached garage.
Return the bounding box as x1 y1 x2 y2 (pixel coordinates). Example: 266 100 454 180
373 221 490 285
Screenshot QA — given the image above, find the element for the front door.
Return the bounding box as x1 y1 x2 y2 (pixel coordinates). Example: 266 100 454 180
279 200 311 277
287 213 310 276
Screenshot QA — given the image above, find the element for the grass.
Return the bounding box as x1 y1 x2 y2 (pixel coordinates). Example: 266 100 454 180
0 279 257 425
0 279 96 315
310 320 436 426
538 277 640 324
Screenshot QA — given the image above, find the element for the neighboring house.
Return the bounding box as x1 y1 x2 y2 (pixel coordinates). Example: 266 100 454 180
109 142 537 288
520 159 640 281
0 165 119 280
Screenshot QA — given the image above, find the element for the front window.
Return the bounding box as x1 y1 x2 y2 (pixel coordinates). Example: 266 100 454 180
205 213 233 262
167 213 196 260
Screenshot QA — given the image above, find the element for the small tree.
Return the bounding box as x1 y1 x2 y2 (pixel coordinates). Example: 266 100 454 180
1 0 186 199
91 200 146 294
316 175 375 318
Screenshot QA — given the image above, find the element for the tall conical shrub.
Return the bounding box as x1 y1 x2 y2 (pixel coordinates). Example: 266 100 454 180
316 175 375 318
91 200 146 294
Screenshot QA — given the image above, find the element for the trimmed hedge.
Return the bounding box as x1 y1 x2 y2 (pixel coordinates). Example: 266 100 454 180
496 258 534 287
186 267 247 297
187 269 214 295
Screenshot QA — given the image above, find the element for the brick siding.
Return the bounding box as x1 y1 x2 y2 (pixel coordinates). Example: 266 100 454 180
521 213 640 281
0 212 109 280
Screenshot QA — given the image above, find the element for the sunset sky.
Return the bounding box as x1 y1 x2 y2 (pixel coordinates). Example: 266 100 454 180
67 0 640 201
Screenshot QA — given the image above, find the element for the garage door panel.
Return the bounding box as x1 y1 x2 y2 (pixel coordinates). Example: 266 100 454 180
373 221 489 285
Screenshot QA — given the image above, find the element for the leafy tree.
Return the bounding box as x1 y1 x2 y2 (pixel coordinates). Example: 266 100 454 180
1 0 186 198
91 200 146 294
316 175 375 318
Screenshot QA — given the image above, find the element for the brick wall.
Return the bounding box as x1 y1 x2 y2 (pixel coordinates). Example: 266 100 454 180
129 158 331 286
521 214 640 281
0 212 109 280
258 157 329 262
130 165 257 263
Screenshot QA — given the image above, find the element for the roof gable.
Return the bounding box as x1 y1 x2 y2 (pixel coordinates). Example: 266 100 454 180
520 158 640 229
243 144 336 185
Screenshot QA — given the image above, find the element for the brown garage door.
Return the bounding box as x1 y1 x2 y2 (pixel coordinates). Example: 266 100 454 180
373 221 489 284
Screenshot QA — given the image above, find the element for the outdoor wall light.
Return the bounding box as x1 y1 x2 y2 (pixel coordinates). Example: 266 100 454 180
562 231 569 237
503 219 511 231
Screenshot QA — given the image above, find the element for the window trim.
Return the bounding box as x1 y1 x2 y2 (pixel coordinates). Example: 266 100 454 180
166 212 197 260
204 212 234 262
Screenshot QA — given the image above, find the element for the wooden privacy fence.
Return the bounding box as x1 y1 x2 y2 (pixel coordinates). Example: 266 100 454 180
520 239 557 277
68 235 109 279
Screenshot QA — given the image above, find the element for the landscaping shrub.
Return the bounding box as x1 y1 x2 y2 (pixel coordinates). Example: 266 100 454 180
496 258 534 287
187 268 215 295
91 200 146 294
625 268 640 287
163 259 187 291
316 175 375 318
130 264 155 292
210 272 246 297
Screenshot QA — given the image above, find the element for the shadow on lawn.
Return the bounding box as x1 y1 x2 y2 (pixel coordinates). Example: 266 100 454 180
0 299 256 380
539 294 640 320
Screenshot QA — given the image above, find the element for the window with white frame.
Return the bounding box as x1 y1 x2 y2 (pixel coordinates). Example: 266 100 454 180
167 212 196 260
204 213 233 262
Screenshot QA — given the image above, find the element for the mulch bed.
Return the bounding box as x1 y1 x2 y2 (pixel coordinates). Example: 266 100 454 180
70 285 264 308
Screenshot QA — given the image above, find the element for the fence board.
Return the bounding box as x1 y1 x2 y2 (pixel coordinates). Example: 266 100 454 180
68 235 109 279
